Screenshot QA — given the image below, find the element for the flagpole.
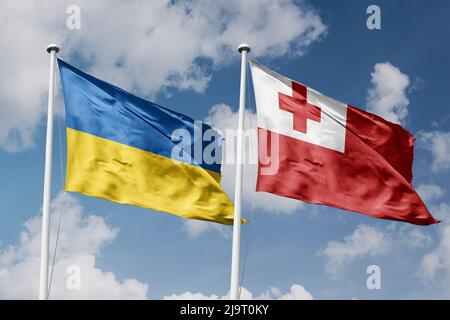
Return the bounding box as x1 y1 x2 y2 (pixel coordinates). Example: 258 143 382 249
230 43 251 300
39 44 59 300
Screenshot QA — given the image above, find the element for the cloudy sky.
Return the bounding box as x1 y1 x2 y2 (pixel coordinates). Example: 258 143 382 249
1 0 450 299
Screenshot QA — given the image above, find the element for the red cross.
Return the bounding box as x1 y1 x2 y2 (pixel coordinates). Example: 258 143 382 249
279 82 321 134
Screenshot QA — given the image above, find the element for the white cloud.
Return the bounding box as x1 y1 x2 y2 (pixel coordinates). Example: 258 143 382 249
366 62 411 124
0 193 148 299
258 284 313 300
402 228 433 249
0 0 326 152
183 219 231 239
418 131 450 172
430 203 450 222
163 283 313 300
164 291 221 300
418 204 450 295
417 184 445 203
321 224 431 276
321 224 388 275
419 235 450 295
0 1 65 152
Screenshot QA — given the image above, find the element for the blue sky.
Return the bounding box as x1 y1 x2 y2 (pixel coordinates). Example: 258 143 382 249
1 0 450 299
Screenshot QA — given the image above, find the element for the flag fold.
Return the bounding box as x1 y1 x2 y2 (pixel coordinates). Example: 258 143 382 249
250 60 438 225
58 59 235 224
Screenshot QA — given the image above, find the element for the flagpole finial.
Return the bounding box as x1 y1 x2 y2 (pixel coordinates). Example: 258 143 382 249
238 43 251 53
46 44 60 54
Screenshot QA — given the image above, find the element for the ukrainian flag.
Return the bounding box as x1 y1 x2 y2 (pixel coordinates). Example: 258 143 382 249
58 59 235 224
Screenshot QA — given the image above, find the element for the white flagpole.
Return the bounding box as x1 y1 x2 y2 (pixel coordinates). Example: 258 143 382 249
39 44 59 300
230 43 251 300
